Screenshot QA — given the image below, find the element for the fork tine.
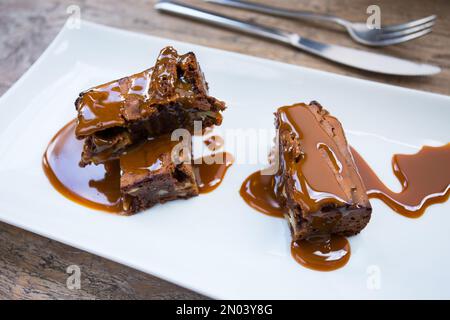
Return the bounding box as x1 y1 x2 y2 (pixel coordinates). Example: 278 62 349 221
380 15 436 32
379 21 435 39
375 28 432 46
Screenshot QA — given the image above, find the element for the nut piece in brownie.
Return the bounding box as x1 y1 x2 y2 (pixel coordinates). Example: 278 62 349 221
75 46 225 166
275 102 371 241
119 135 198 214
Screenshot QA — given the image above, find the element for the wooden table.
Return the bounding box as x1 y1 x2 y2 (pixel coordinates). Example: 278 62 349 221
0 0 448 299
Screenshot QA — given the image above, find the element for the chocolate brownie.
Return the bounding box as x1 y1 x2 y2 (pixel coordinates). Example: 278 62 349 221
274 102 372 241
119 135 198 214
75 46 225 166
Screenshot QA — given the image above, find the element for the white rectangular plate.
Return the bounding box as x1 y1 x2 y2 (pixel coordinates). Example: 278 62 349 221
1 21 449 299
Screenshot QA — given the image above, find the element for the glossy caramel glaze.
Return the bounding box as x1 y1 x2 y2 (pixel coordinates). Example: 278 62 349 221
291 235 350 271
43 120 122 213
76 69 152 137
194 152 234 193
277 103 352 213
239 171 284 218
120 135 180 176
75 47 222 139
147 47 196 107
352 144 450 218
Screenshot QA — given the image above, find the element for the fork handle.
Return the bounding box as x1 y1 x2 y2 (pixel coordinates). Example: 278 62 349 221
155 0 296 44
205 0 348 27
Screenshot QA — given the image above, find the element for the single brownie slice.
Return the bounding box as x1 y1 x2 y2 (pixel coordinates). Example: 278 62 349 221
275 102 371 241
119 135 198 214
75 46 225 166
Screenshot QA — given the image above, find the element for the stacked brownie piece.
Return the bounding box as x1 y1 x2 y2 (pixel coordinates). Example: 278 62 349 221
75 46 225 166
74 47 226 214
274 102 372 241
119 135 199 213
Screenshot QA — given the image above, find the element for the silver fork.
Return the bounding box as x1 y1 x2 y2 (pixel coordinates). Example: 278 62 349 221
205 0 436 46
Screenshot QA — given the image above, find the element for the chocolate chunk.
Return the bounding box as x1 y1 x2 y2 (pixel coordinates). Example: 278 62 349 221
275 102 372 241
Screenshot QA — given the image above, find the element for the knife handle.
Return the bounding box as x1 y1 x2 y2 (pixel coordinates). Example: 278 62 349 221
205 0 347 26
155 0 296 45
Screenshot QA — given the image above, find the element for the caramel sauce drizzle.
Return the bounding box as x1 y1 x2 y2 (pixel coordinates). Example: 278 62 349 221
240 144 450 271
240 169 350 271
352 144 450 218
241 145 450 219
291 235 350 271
43 120 122 213
278 104 356 212
120 135 234 194
194 152 234 194
120 136 179 176
240 171 284 218
44 120 233 213
76 69 152 137
148 47 195 106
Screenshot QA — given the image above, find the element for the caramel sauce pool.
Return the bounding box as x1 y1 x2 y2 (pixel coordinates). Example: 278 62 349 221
240 170 350 271
43 120 234 212
194 152 234 194
42 120 122 213
351 145 450 218
240 144 450 271
239 171 284 218
291 235 350 271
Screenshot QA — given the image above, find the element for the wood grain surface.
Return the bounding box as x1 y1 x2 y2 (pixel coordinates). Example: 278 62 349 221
0 0 449 300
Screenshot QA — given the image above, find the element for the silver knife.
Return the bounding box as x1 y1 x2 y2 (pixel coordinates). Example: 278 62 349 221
154 0 440 76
